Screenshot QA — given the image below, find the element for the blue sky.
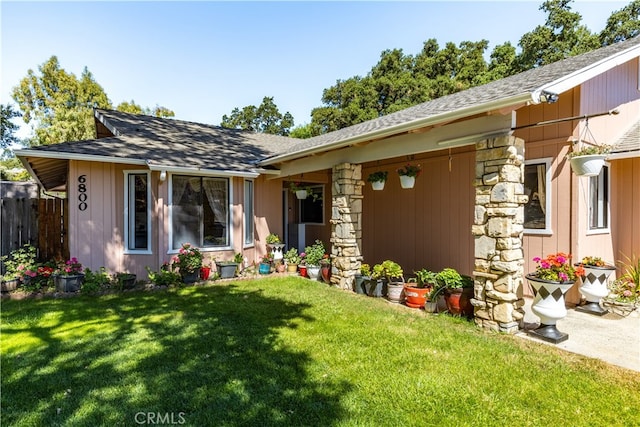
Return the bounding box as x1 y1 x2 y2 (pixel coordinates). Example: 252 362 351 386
0 1 629 137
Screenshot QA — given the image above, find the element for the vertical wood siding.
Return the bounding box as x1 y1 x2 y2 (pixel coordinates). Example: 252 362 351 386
362 148 475 276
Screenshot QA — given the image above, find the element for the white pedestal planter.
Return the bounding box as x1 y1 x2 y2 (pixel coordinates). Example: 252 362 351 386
576 264 615 316
268 243 285 261
526 274 574 343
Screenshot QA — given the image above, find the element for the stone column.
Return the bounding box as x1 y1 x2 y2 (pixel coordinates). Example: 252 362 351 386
472 136 528 333
329 163 364 290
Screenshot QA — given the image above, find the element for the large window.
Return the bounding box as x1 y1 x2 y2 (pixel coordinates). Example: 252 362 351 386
244 180 254 246
589 165 609 231
171 175 229 249
524 159 552 234
125 171 151 253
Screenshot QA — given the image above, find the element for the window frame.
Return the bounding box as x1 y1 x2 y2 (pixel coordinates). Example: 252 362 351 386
123 170 152 254
523 158 553 235
587 163 610 235
168 174 233 253
244 179 255 247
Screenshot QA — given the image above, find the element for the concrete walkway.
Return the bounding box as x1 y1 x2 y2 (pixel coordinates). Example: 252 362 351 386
518 298 640 372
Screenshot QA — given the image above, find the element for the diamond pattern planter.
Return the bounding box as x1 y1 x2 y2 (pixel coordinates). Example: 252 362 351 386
576 264 615 316
526 274 575 343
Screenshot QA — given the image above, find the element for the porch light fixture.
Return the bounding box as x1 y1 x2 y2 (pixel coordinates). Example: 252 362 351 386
539 91 559 104
159 170 167 182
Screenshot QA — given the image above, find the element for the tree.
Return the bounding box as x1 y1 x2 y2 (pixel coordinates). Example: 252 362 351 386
116 100 175 118
12 56 113 146
516 0 600 70
220 96 294 136
1 104 21 149
600 0 640 45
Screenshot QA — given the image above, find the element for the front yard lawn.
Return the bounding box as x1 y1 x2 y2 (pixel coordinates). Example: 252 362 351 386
2 276 639 426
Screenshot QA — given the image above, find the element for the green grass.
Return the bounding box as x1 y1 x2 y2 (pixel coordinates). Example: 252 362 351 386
2 277 639 426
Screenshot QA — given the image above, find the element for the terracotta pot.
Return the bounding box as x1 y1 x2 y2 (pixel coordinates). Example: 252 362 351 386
321 264 331 282
276 263 286 273
443 287 474 318
404 285 430 309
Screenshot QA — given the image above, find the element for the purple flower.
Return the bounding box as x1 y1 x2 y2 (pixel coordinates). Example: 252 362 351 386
558 272 568 281
532 257 541 263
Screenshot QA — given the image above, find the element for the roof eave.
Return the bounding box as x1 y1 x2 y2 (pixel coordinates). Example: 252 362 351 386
14 149 148 166
260 93 532 166
532 43 640 103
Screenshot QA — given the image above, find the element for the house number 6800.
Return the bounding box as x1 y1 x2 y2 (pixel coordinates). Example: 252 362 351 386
78 175 88 211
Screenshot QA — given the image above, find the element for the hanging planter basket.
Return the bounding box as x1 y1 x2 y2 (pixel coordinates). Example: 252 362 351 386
399 175 415 189
295 190 308 199
371 180 385 191
569 154 607 177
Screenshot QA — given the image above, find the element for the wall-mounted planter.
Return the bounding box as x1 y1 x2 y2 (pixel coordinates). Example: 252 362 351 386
371 180 385 191
399 175 415 189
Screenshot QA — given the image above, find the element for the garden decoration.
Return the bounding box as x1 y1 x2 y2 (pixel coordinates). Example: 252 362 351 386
526 253 585 343
575 256 615 316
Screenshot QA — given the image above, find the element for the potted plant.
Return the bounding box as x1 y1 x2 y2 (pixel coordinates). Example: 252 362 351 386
53 257 85 292
574 256 616 315
354 263 370 294
396 163 421 189
259 253 273 275
173 243 203 284
266 233 285 261
381 260 404 303
404 268 437 308
526 253 585 343
216 257 239 279
367 171 388 191
289 182 311 200
1 244 38 292
437 268 474 318
320 254 331 283
298 251 307 278
283 247 301 273
115 272 137 290
303 240 326 280
568 143 611 177
200 261 212 280
603 254 640 316
367 263 385 297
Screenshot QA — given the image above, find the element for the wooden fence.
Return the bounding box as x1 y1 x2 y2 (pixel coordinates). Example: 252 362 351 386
1 181 68 264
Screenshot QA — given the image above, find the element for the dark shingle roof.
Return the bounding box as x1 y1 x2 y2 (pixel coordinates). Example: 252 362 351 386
261 35 640 162
25 109 304 172
612 120 640 154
